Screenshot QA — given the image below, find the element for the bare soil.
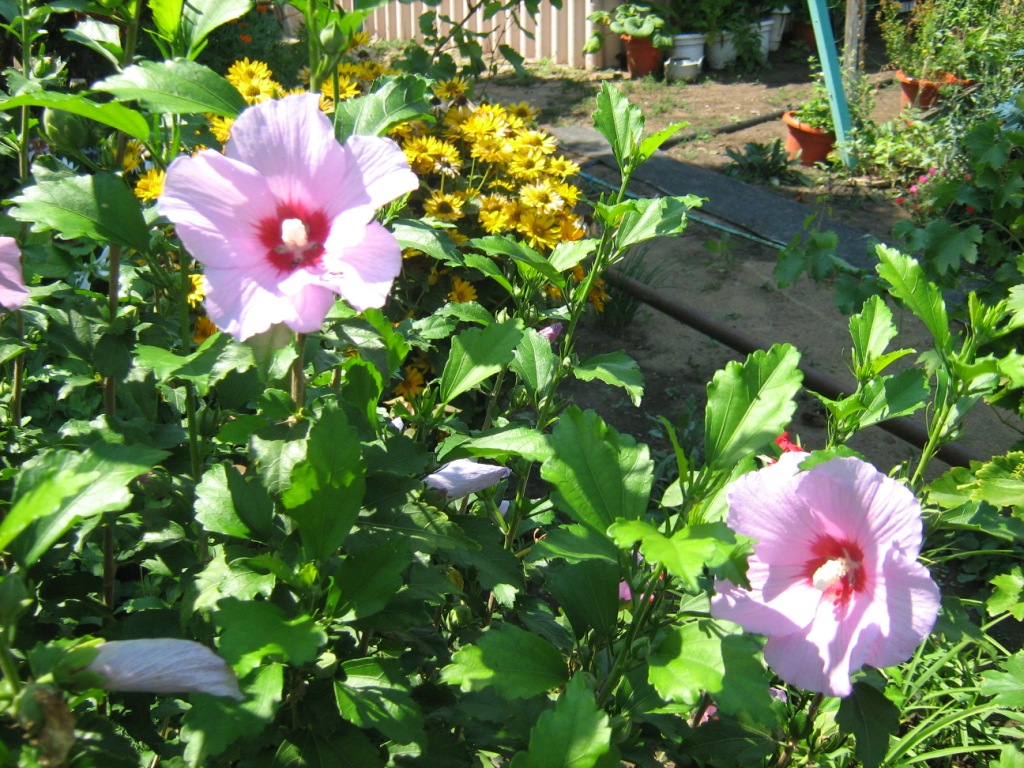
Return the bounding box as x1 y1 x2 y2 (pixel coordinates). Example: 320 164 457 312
477 32 1023 473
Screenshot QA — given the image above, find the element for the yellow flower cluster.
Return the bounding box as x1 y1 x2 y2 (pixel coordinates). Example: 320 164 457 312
392 89 585 254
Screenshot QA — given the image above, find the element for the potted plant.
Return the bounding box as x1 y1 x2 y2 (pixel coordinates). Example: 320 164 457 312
781 67 872 165
584 2 674 78
878 0 1002 108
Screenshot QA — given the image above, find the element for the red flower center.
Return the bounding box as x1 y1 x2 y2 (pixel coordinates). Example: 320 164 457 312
258 202 329 273
802 536 865 607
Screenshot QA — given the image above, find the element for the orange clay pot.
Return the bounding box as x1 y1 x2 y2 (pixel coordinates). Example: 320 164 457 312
782 110 836 166
895 69 973 109
622 35 664 79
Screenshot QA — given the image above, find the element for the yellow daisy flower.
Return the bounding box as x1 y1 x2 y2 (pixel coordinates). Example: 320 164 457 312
424 190 465 222
321 73 361 101
507 150 546 181
349 30 370 48
589 279 610 312
559 214 587 242
236 77 279 105
122 140 145 173
434 76 470 100
193 314 218 344
547 155 582 179
448 276 477 303
520 181 565 215
208 115 234 144
513 129 558 156
394 366 425 398
134 168 165 201
187 273 205 306
554 181 582 208
226 58 273 89
506 101 540 123
516 209 560 250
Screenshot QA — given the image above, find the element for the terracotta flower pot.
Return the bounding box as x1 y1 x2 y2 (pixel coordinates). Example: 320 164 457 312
894 69 972 109
781 110 835 166
622 35 663 79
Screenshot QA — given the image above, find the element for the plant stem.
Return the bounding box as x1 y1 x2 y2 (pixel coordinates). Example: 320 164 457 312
290 334 307 410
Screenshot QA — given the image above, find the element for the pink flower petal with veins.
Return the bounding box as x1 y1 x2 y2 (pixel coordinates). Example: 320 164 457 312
87 639 242 700
711 454 940 697
158 93 418 340
0 237 27 311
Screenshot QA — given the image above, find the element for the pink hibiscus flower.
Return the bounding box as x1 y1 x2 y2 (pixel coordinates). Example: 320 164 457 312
711 453 940 697
424 459 510 500
0 237 27 311
158 93 418 340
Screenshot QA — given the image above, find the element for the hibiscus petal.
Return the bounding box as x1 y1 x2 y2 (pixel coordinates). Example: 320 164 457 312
87 639 242 700
322 221 402 311
424 459 510 499
159 151 276 271
224 93 349 209
329 135 419 220
0 237 27 311
795 457 923 558
203 267 300 340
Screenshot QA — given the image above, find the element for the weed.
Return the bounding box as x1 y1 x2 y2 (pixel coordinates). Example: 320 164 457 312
723 139 810 186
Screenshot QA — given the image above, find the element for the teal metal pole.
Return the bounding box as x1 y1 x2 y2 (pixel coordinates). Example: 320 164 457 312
806 0 856 167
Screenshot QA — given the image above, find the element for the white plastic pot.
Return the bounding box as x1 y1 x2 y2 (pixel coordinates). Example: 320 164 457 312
671 33 706 62
665 58 703 83
706 31 737 69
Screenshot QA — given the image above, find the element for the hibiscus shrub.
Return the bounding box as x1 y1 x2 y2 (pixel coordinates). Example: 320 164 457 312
1 2 1024 767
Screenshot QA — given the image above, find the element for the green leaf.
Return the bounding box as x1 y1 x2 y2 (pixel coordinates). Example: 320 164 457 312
528 524 620 564
186 551 276 614
180 0 253 58
440 424 554 463
548 239 597 273
836 682 899 768
608 519 738 591
852 369 929 429
876 245 950 350
683 718 776 768
544 560 619 642
441 624 568 700
439 320 524 403
981 651 1024 708
94 59 246 116
149 0 185 43
272 723 385 768
592 82 644 174
181 664 283 763
0 91 149 142
7 441 168 565
972 452 1024 510
280 406 365 559
393 218 463 263
918 219 983 275
10 171 150 253
704 344 802 471
336 542 411 620
511 329 560 399
334 75 433 138
638 120 689 160
988 567 1024 620
541 407 653 531
574 351 644 406
195 463 275 541
334 658 426 747
136 332 255 396
848 294 899 375
508 675 614 768
215 598 327 677
470 234 563 283
60 19 124 69
647 621 725 706
608 196 698 252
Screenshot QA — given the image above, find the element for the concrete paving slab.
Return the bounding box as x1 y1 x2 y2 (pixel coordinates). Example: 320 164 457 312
550 124 887 272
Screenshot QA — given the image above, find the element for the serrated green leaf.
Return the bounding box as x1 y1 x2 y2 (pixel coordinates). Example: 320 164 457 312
574 351 644 406
272 723 385 768
6 441 168 565
541 407 653 531
215 598 327 677
592 82 644 173
470 234 563 282
334 658 426 747
440 424 554 463
440 320 524 403
853 369 929 429
608 196 696 252
528 524 620 564
512 328 560 398
10 171 150 253
508 675 613 768
647 621 724 706
836 682 899 768
187 551 276 614
973 452 1024 510
849 294 898 374
548 239 597 272
545 560 619 642
0 91 149 142
982 652 1024 708
393 218 463 264
180 0 253 59
988 567 1024 620
136 332 255 396
704 344 802 470
336 542 411 620
280 406 365 559
876 245 950 350
94 59 246 116
335 75 433 138
195 463 274 541
608 519 737 591
441 624 568 699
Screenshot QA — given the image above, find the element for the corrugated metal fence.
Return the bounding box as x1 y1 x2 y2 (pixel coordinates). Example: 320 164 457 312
338 0 622 69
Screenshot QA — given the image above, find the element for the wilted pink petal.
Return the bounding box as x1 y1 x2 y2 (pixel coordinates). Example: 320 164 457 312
538 322 563 343
158 93 418 340
0 237 27 311
711 454 940 698
424 459 510 499
86 639 242 700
